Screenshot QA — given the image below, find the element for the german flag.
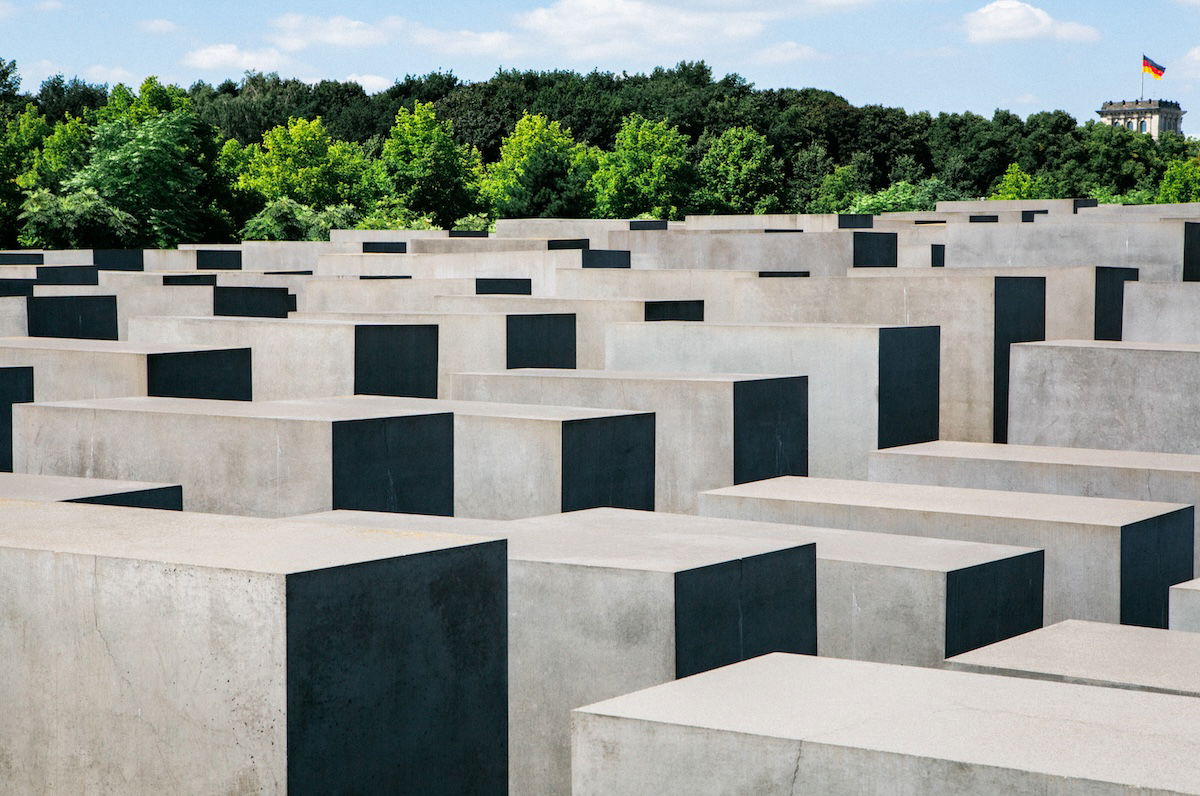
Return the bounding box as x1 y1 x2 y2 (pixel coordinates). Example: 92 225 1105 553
1143 55 1166 79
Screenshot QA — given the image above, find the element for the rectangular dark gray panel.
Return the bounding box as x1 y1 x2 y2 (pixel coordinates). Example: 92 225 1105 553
25 295 118 340
359 275 413 280
581 249 631 269
92 249 144 270
643 300 704 322
362 241 407 253
0 366 33 472
732 376 808 483
673 545 817 680
914 220 945 225
448 230 488 238
1094 266 1139 341
285 543 507 794
1185 222 1200 282
147 349 253 401
0 253 42 265
0 279 35 297
877 326 941 449
763 229 803 234
68 485 183 511
354 324 439 399
475 278 532 295
992 276 1046 443
1020 210 1049 223
547 239 589 250
628 220 667 231
1120 507 1194 628
931 244 945 268
267 270 312 276
36 265 98 285
332 414 454 515
852 232 897 267
196 250 242 270
506 314 576 369
1073 198 1098 213
944 550 1044 658
757 271 810 278
561 413 655 512
837 214 874 229
969 215 998 223
212 286 293 318
163 274 217 286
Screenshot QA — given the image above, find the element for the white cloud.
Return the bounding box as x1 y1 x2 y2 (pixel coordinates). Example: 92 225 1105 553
84 64 135 84
267 13 392 51
181 44 290 72
1174 47 1200 79
1012 92 1039 104
964 1 1099 44
0 2 15 17
35 0 62 10
755 41 823 65
406 22 521 57
139 18 179 34
345 73 392 93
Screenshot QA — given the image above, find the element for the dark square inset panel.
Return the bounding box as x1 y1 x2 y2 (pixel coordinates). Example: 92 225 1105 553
213 286 293 318
1186 223 1200 282
1094 266 1139 341
581 249 631 269
852 232 897 267
1021 210 1049 223
992 276 1046 443
147 349 253 401
757 271 810 278
354 324 439 399
629 220 667 231
1073 198 1098 213
968 215 999 223
944 550 1044 658
25 295 118 340
1120 507 1194 628
561 413 655 512
448 230 488 238
362 241 407 253
0 279 35 297
877 326 940 449
475 278 532 295
0 253 41 264
732 376 808 483
196 250 242 270
332 414 453 515
36 265 98 285
931 244 945 268
506 313 576 369
286 543 507 794
69 485 183 511
643 300 704 322
673 545 817 679
0 366 34 472
92 249 144 270
837 214 874 229
163 274 217 286
547 238 589 250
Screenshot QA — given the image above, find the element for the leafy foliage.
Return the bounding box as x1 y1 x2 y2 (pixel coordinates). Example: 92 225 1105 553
380 102 482 228
590 113 694 219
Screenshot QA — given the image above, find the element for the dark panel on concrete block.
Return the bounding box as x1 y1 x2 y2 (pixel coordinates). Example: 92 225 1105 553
763 229 804 234
0 366 33 472
362 241 407 253
332 413 454 516
163 274 217 286
506 314 576 369
267 270 312 276
914 220 946 226
547 239 589 250
196 250 242 270
354 324 439 399
644 300 704 322
0 253 42 265
969 215 999 223
674 545 816 680
992 276 1046 443
878 326 941 449
1185 223 1200 282
147 349 253 401
36 265 98 285
837 214 874 229
757 271 810 278
1021 210 1049 223
852 232 898 267
1120 507 1194 628
69 485 183 511
581 249 631 269
25 295 118 340
931 244 945 268
448 230 488 238
733 376 808 484
0 279 35 297
475 278 532 295
286 542 507 795
213 286 293 318
561 413 655 512
944 550 1044 658
629 220 667 231
1073 198 1099 213
92 249 144 270
1094 266 1139 341
359 275 413 280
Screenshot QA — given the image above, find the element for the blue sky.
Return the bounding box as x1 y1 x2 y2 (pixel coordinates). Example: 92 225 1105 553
4 0 1200 126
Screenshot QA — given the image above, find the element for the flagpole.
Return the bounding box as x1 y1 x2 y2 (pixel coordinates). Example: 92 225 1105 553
1141 55 1145 100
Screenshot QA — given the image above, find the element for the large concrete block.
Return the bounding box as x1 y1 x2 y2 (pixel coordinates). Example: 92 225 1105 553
1123 281 1200 343
572 652 1200 795
947 619 1200 697
699 476 1193 627
0 499 506 793
13 396 455 517
869 440 1200 573
0 472 182 509
605 322 937 478
1008 340 1200 454
452 369 805 512
1170 578 1200 632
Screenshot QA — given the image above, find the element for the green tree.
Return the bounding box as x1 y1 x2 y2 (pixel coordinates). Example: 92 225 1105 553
590 113 694 219
18 114 92 191
788 143 835 212
808 163 868 213
482 112 595 218
1157 159 1200 203
380 101 482 228
692 125 783 214
989 163 1040 200
240 197 360 241
0 104 52 245
17 186 136 248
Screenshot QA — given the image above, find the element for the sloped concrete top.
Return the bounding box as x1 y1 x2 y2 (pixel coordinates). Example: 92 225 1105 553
947 620 1200 697
0 473 177 502
460 369 798 384
703 476 1190 527
1017 339 1200 353
24 395 451 422
576 652 1200 793
289 509 505 536
0 499 496 573
0 337 240 356
877 440 1200 474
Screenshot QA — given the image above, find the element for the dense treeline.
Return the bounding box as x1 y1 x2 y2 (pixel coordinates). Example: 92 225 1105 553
2 56 1200 248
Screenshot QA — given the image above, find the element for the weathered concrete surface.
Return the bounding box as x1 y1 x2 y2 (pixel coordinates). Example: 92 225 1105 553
0 472 181 509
